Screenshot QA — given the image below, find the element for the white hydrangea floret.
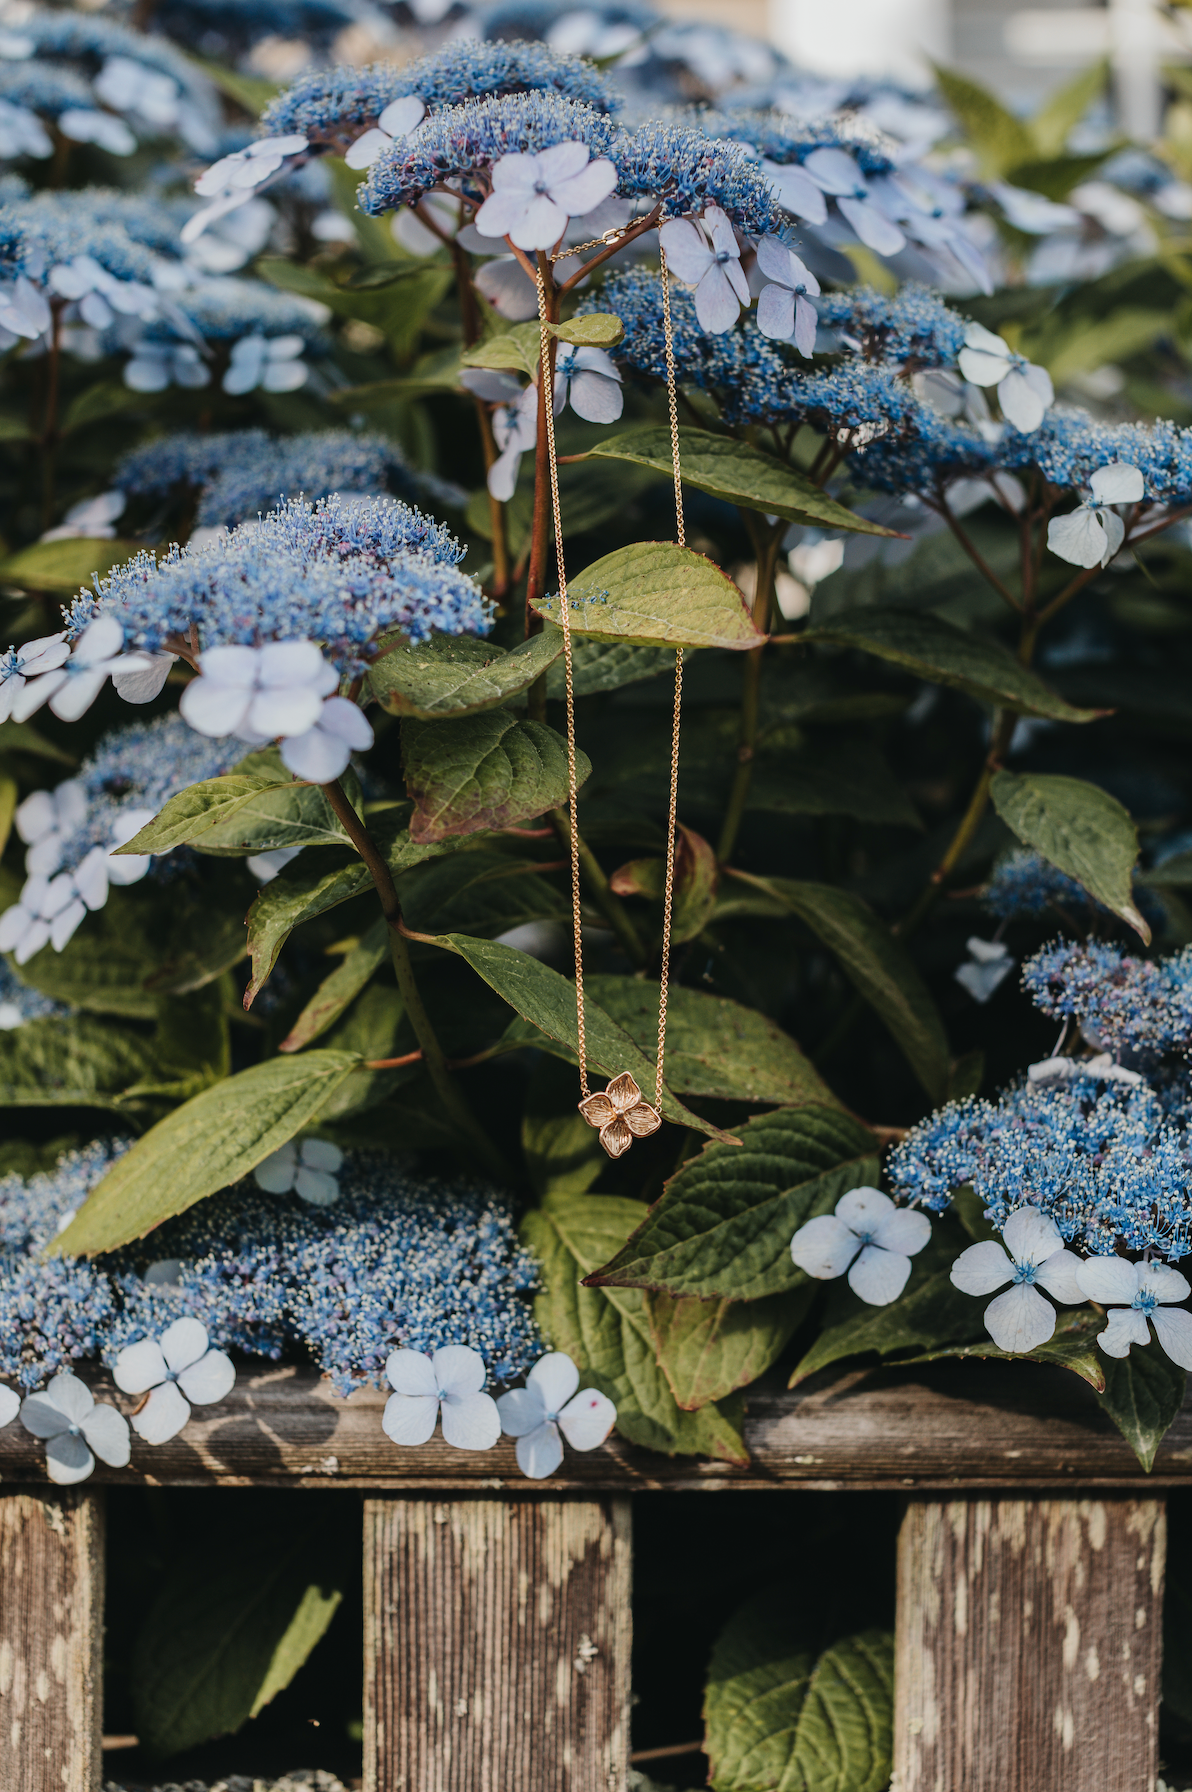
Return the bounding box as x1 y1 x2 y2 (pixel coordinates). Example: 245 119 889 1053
957 322 1054 433
20 1371 131 1484
1075 1257 1192 1368
113 1317 236 1445
0 1382 17 1427
381 1345 501 1451
1047 462 1143 570
950 1206 1085 1352
486 382 539 502
183 133 309 241
554 341 623 423
41 490 127 543
222 332 308 396
474 141 618 252
178 640 373 782
790 1185 932 1305
344 95 426 170
9 614 138 724
955 936 1015 1005
755 237 821 357
255 1137 344 1205
496 1351 616 1479
800 147 906 255
659 206 749 335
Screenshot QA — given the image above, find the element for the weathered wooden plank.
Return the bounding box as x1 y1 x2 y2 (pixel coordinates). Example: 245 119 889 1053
0 1488 104 1792
893 1497 1165 1792
0 1361 1188 1489
364 1497 631 1792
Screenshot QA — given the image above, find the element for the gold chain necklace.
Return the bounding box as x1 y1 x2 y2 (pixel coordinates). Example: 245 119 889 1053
535 244 685 1159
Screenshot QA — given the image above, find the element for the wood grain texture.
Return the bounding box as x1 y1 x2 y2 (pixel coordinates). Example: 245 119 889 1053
893 1497 1165 1792
364 1498 631 1792
1 1361 1190 1488
0 1489 104 1792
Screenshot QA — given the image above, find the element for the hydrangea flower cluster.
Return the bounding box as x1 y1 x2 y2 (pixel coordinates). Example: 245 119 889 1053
1021 940 1192 1065
114 427 465 529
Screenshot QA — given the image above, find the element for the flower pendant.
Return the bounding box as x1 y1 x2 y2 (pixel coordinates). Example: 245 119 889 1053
578 1071 662 1159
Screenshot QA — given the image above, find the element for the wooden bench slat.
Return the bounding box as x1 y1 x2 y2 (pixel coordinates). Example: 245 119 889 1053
1 1361 1187 1488
0 1488 104 1792
893 1497 1165 1792
364 1497 631 1792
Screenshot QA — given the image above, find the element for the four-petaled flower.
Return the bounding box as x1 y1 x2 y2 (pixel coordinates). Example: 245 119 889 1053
179 639 372 781
1047 462 1143 569
755 237 821 357
496 1352 617 1479
344 96 427 170
20 1371 131 1484
950 1207 1085 1352
255 1137 344 1206
790 1186 932 1305
554 342 624 422
578 1070 661 1159
10 615 134 724
487 382 539 502
800 148 906 255
381 1345 501 1450
659 206 749 334
223 333 309 397
184 133 309 241
113 1317 236 1444
475 141 618 251
0 633 69 723
958 323 1054 433
1075 1257 1192 1368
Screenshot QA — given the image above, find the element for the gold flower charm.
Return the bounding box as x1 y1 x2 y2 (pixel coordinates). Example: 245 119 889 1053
578 1071 662 1159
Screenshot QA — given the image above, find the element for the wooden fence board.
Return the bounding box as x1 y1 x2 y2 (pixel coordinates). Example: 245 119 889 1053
364 1497 631 1792
893 1497 1165 1792
0 1488 104 1792
1 1361 1188 1488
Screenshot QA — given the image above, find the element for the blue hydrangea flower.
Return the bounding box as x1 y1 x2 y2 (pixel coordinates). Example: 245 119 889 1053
1022 940 1192 1065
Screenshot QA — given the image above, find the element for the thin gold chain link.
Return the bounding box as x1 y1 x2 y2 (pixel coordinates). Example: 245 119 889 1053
549 226 634 263
654 245 684 1105
535 260 589 1099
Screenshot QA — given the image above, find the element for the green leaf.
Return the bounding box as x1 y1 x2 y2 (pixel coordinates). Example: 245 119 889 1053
747 737 923 831
545 638 679 697
704 1591 893 1792
461 320 542 377
259 256 453 354
524 1191 749 1463
789 1240 985 1386
0 537 142 594
933 62 1037 176
62 381 154 434
0 1014 158 1112
398 850 566 937
802 606 1102 722
53 1051 365 1255
610 824 717 945
731 874 951 1102
990 770 1149 942
118 775 353 858
535 541 766 651
127 983 233 1104
521 1055 604 1199
586 976 837 1107
649 1287 812 1410
419 933 736 1142
0 720 76 763
132 1535 342 1759
184 53 280 114
401 712 589 841
0 410 29 439
366 628 561 718
586 1106 880 1301
1096 1348 1186 1471
1038 308 1171 386
280 918 390 1052
582 427 898 534
551 311 624 347
1029 59 1108 157
1140 850 1192 888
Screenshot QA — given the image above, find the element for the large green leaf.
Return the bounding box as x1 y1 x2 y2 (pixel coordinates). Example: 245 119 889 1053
1096 1348 1186 1472
461 319 542 377
586 1106 879 1301
533 542 766 651
704 1589 893 1792
990 770 1149 942
545 638 678 698
398 849 566 937
586 976 836 1107
53 1051 364 1254
933 63 1037 177
1029 59 1107 157
731 874 951 1102
0 1015 158 1112
419 933 735 1141
366 628 562 718
521 1056 605 1199
118 775 352 858
132 1533 343 1759
401 712 588 842
649 1287 812 1411
279 919 390 1052
259 255 452 355
788 1242 986 1387
525 1190 749 1463
0 537 142 593
747 737 923 831
802 606 1101 722
582 426 897 534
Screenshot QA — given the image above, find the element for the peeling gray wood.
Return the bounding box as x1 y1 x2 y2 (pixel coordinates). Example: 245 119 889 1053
0 1488 104 1792
364 1498 631 1792
893 1497 1165 1792
1 1362 1189 1488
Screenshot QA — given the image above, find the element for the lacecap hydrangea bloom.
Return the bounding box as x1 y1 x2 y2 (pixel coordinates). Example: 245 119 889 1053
1021 940 1192 1066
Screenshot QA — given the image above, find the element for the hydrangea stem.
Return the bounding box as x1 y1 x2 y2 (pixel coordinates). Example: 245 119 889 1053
716 515 782 865
524 252 559 722
322 777 512 1180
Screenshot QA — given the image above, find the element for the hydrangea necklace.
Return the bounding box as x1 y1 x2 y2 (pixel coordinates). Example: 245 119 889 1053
536 243 685 1159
